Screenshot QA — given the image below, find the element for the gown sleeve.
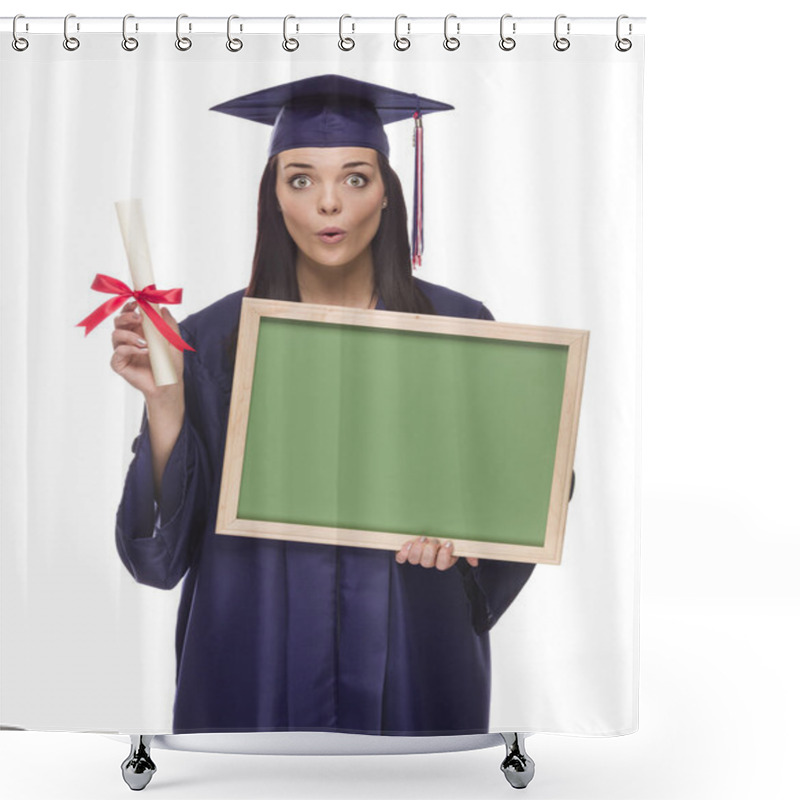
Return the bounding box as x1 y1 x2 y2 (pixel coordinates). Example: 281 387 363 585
457 560 535 635
115 325 212 591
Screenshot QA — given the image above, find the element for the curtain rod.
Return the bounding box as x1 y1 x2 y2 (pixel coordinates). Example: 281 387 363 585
2 16 646 37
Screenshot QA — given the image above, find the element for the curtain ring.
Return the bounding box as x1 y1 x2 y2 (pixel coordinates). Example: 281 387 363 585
63 13 80 51
226 15 243 52
394 15 410 51
443 14 460 51
175 14 192 51
499 14 516 51
615 15 632 52
12 15 29 52
122 14 139 51
339 15 355 51
282 15 299 51
553 14 570 52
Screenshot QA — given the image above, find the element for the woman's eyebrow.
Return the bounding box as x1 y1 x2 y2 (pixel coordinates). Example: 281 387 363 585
282 161 375 171
282 160 376 173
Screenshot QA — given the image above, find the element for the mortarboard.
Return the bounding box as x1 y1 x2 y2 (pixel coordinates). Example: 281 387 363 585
210 74 454 267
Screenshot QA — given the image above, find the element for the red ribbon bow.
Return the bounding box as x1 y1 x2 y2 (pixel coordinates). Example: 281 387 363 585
77 274 195 352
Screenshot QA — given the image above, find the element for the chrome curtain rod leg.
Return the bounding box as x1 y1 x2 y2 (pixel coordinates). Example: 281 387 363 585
121 735 157 791
500 732 535 789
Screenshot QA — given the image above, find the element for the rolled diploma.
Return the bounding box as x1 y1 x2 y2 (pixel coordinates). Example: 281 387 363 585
114 199 178 387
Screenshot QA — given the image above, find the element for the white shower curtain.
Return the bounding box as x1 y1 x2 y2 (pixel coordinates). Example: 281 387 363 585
0 20 643 737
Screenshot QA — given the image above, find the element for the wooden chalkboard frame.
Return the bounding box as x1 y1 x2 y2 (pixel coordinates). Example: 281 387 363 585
217 298 588 565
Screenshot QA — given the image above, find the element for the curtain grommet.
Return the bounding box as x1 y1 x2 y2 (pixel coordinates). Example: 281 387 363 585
12 15 29 51
615 15 632 52
443 14 460 51
63 13 80 51
553 14 570 52
499 14 516 51
121 14 139 52
338 15 355 51
394 15 411 51
175 14 192 51
226 15 243 52
282 15 299 52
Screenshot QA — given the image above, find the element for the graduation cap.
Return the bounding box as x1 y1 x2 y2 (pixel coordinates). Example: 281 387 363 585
210 74 454 267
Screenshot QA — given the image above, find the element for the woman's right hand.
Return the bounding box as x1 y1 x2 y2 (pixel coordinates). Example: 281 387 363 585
111 301 184 399
112 301 186 498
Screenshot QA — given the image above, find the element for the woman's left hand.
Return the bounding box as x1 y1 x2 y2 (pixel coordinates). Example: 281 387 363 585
395 537 479 571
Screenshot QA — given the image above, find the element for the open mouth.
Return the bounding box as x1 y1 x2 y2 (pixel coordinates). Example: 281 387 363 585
317 228 346 244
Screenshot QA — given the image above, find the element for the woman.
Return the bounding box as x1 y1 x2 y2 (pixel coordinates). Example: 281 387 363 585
113 75 534 735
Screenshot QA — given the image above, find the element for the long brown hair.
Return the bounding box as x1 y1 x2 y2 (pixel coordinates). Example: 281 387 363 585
245 151 435 314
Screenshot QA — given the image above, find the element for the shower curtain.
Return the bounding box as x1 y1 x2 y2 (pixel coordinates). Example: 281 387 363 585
0 18 643 738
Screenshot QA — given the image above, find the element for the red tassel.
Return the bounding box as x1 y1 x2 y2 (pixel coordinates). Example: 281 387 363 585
412 112 424 269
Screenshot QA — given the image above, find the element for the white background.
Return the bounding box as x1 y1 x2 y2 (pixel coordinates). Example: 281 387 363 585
1 2 798 800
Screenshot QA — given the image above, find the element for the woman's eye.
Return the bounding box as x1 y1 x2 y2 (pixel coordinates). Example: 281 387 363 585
289 175 311 189
346 174 368 188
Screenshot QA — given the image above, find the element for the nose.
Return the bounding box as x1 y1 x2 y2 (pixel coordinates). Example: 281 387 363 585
318 183 341 215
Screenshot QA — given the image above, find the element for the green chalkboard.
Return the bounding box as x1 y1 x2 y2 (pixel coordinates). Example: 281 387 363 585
217 300 588 564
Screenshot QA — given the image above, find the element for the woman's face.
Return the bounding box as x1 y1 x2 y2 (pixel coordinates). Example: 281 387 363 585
275 147 386 272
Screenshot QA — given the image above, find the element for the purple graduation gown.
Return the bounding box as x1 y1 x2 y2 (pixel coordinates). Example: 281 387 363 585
116 278 534 735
